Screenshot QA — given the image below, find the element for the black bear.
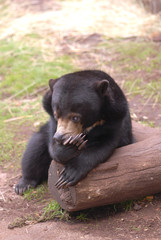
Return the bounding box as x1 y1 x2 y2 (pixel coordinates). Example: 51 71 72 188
15 70 134 195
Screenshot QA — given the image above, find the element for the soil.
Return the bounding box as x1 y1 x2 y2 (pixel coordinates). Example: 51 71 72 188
1 166 161 240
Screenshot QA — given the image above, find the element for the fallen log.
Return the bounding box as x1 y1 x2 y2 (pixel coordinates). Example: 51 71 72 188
48 121 161 211
132 121 160 142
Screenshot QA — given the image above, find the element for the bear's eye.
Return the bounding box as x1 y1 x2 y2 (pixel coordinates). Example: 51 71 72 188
72 116 80 123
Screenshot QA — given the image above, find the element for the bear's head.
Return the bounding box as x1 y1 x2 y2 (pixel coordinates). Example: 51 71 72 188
49 71 108 145
47 71 112 163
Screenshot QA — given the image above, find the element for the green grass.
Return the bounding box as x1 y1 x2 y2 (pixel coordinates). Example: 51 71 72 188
118 42 154 60
139 120 155 128
75 212 89 222
42 200 70 221
0 39 75 99
117 41 161 74
100 40 161 104
24 184 48 201
116 41 156 60
123 77 161 102
0 97 46 165
113 200 134 212
0 97 45 124
145 80 161 103
0 39 76 165
115 41 160 74
0 126 15 164
123 78 142 96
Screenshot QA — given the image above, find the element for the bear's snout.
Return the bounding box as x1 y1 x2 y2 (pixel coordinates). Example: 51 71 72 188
53 132 64 145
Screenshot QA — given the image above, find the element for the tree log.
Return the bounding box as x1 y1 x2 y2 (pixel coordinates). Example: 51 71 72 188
48 121 161 211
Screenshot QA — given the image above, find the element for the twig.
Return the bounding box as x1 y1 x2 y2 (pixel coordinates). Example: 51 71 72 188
153 93 161 108
129 79 139 95
126 89 145 96
4 115 32 123
0 191 6 202
5 81 38 102
139 91 154 113
30 86 48 97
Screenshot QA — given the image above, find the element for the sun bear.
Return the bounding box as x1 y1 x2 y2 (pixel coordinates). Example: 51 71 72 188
15 70 134 195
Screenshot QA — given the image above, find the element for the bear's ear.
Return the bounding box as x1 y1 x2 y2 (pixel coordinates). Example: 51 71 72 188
42 90 53 116
49 79 55 92
95 79 109 96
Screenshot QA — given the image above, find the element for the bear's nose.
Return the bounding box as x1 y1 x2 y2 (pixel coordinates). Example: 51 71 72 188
53 132 63 144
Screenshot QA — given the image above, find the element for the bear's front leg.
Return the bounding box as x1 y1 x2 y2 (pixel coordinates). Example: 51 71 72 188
15 122 52 195
55 140 117 189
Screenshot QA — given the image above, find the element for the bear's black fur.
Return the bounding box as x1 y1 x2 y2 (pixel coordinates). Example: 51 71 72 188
15 70 134 195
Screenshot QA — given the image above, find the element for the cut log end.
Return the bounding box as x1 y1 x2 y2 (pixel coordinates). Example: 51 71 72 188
48 162 77 211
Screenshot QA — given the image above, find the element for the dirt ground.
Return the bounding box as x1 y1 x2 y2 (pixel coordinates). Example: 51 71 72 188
1 163 161 240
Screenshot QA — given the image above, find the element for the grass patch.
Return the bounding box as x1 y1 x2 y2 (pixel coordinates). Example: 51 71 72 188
123 78 142 96
139 120 155 128
116 41 156 60
8 200 70 229
42 200 69 221
0 126 15 164
0 39 75 99
8 197 137 229
75 212 89 222
113 200 134 212
24 184 48 201
0 39 77 165
99 40 161 104
0 97 47 165
1 97 45 123
116 41 161 75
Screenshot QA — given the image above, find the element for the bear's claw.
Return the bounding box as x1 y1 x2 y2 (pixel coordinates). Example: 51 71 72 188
55 163 86 189
15 178 37 195
63 133 87 150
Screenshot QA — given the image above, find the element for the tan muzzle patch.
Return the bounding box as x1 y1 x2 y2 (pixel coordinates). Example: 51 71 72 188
56 118 83 137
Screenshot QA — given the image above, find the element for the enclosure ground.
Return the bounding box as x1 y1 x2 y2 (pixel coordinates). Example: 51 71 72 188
1 166 161 240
